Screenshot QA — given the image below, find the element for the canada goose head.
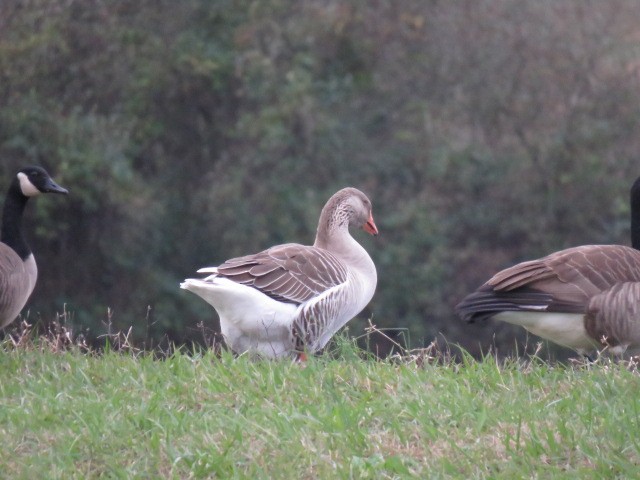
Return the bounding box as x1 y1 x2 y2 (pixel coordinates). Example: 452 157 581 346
16 166 69 197
2 166 68 261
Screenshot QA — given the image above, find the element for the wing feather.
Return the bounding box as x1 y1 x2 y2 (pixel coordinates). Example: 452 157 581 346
458 245 640 323
215 243 348 304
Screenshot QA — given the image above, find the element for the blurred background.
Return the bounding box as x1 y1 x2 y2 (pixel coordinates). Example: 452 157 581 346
1 0 640 358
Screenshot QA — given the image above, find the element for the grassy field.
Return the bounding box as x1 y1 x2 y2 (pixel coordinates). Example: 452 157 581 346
1 337 639 479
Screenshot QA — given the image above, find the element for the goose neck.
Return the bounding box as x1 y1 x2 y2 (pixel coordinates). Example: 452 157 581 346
313 222 350 254
1 182 31 259
315 227 374 275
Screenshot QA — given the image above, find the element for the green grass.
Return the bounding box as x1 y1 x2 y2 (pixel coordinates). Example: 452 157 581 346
1 340 640 479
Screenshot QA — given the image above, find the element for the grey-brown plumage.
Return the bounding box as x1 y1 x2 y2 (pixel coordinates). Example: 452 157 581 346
585 282 640 351
0 244 37 328
181 187 378 359
456 176 640 356
216 244 348 304
0 166 68 328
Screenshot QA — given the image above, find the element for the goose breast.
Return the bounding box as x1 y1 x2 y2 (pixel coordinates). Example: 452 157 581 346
0 246 37 328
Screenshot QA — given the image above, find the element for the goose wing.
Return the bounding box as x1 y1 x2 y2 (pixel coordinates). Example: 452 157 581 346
457 245 640 322
489 245 640 305
215 243 348 305
491 245 640 287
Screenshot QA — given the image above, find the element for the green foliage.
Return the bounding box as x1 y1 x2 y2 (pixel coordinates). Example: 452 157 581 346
1 1 640 354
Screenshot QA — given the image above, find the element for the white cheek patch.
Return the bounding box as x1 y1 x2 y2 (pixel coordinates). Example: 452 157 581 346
17 172 41 197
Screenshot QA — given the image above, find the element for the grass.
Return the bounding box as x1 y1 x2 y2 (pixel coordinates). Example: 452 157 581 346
1 335 640 479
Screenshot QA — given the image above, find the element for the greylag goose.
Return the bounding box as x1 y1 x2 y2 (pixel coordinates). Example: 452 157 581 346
0 166 68 328
456 176 640 356
181 187 378 359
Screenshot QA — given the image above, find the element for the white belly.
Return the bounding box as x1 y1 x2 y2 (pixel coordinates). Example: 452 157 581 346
494 311 599 354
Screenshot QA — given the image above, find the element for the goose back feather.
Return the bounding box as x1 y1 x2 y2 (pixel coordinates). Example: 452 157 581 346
214 243 348 304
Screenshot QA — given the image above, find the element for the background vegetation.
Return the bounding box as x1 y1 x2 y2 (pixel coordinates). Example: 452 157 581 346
1 0 640 357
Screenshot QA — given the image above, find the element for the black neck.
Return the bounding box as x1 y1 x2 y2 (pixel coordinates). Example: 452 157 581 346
631 177 640 250
1 180 31 260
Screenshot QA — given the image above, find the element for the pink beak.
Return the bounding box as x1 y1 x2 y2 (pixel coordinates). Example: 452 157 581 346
363 213 379 236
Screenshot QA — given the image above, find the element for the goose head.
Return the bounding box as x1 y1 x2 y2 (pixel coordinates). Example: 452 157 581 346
16 166 68 198
346 189 378 236
321 187 378 235
314 187 378 251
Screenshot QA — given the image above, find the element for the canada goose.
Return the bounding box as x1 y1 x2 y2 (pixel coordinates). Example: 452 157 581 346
456 176 640 356
181 187 378 359
0 166 68 328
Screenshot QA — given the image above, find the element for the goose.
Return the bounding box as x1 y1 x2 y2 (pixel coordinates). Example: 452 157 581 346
0 166 68 329
181 187 378 359
455 176 640 357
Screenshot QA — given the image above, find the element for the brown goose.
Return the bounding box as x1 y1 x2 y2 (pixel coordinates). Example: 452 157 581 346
0 166 68 328
181 187 378 359
456 176 640 356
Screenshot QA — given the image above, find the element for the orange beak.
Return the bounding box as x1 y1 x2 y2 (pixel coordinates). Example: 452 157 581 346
363 213 379 236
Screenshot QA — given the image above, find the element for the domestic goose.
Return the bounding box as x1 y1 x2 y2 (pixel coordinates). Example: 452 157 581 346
456 176 640 356
181 187 378 359
0 166 68 328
